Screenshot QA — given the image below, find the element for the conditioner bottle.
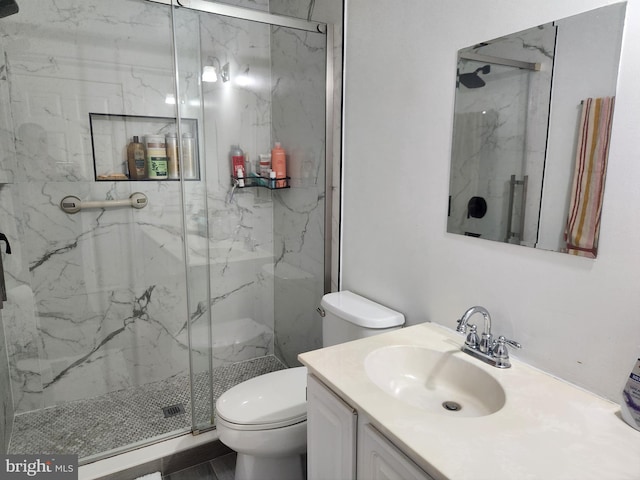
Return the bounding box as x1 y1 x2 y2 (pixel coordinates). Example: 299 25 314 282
145 134 168 179
271 141 286 188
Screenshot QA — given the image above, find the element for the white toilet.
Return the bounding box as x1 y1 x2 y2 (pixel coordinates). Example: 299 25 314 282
215 290 405 480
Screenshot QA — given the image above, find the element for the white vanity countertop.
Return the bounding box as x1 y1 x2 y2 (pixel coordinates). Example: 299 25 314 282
298 322 640 480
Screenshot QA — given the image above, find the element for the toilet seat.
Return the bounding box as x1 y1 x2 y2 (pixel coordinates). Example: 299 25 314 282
216 414 306 431
216 366 307 430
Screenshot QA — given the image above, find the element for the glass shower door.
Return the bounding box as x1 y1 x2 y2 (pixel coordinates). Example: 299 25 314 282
171 1 329 431
0 0 206 461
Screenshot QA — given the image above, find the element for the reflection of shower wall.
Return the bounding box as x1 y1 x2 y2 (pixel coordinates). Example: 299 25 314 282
448 110 500 239
451 25 555 244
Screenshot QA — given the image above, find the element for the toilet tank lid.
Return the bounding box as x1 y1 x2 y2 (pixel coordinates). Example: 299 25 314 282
320 291 405 329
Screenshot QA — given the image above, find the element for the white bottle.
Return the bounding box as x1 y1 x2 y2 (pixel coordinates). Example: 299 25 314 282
237 167 245 187
622 357 640 431
182 132 197 179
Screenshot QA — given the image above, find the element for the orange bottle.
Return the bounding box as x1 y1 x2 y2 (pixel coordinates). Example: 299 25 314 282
271 142 287 188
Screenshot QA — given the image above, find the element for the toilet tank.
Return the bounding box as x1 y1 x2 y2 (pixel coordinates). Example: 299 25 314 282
320 291 405 347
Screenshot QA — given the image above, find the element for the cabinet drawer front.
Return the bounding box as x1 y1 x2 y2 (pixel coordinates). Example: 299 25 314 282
307 374 357 480
359 424 434 480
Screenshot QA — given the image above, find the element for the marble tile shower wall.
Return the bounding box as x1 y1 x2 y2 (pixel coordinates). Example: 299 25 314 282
192 5 277 375
269 0 333 366
1 311 13 453
0 0 294 414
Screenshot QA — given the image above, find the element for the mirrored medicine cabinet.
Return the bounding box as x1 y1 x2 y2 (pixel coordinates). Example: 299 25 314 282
447 3 626 257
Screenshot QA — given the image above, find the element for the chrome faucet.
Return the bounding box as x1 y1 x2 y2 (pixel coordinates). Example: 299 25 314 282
456 306 521 368
456 306 493 353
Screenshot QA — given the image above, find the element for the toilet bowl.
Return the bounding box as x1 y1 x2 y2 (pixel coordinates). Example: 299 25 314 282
215 291 405 480
215 366 308 480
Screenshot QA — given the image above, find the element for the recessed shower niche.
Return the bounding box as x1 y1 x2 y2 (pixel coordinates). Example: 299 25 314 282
89 113 200 181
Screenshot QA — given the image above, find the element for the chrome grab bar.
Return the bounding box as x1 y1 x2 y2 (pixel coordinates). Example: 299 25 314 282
60 192 148 214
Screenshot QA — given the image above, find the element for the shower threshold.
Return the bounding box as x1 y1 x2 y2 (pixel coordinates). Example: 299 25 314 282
7 355 285 461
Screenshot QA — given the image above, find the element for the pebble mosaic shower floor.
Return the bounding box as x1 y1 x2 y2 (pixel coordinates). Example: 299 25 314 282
7 355 285 459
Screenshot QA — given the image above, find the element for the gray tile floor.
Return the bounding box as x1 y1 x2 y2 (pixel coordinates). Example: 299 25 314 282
164 453 236 480
8 356 285 460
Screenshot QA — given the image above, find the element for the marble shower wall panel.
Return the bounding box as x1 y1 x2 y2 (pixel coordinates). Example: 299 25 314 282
6 181 192 412
0 0 180 116
0 0 179 184
0 0 204 413
271 0 344 293
199 14 273 187
0 49 16 185
214 0 269 11
196 10 276 365
270 25 326 366
0 311 13 453
269 0 313 18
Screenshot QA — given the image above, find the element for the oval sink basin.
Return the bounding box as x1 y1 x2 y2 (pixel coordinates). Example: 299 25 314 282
364 345 506 417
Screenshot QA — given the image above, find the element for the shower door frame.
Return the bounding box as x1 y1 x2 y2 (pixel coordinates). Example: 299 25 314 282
162 0 335 434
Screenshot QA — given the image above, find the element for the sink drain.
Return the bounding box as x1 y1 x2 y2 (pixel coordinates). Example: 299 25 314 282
442 401 462 412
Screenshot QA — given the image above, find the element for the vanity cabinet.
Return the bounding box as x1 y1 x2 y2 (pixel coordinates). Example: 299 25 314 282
307 374 434 480
307 373 357 479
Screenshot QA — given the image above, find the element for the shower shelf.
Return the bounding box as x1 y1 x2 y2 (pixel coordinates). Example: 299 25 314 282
231 175 291 190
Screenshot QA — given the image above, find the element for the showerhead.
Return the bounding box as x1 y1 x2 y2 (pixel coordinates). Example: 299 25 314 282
0 0 18 19
458 65 491 89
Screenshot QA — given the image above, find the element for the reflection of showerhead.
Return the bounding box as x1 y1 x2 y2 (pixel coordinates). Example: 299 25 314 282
458 65 491 89
0 0 19 19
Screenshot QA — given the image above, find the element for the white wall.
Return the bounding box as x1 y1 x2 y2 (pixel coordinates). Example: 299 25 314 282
342 0 640 402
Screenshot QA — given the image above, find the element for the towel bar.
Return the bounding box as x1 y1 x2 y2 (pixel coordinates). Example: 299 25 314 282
60 192 148 214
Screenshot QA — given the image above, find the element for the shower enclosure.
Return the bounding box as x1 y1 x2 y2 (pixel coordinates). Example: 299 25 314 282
0 0 331 462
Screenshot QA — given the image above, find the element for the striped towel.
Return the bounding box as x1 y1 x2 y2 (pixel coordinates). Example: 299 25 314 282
565 97 615 258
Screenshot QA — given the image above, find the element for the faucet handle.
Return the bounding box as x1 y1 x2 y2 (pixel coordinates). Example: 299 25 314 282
465 324 480 349
491 336 520 368
500 336 521 350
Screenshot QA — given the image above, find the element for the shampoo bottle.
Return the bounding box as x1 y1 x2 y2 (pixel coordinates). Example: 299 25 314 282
271 141 286 188
127 136 146 179
231 145 245 181
622 356 640 431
